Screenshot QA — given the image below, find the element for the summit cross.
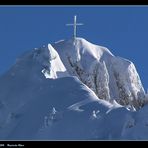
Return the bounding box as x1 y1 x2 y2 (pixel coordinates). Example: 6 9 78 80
66 15 84 39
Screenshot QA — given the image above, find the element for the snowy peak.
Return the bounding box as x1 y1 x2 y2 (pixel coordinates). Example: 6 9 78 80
53 38 114 80
53 37 146 109
32 44 69 79
0 37 148 140
8 44 69 80
53 38 113 70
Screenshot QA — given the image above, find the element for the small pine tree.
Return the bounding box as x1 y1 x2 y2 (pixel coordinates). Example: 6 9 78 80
49 107 57 121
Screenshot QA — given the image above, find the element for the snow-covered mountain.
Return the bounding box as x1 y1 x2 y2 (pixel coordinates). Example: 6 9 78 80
53 38 146 109
0 37 148 140
0 44 120 139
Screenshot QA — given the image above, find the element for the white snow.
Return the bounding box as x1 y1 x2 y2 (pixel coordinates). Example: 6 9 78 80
53 38 145 109
41 44 69 79
0 75 116 140
0 37 147 140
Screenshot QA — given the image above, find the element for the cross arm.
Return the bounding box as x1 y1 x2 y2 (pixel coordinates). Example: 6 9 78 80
76 23 84 25
66 24 74 26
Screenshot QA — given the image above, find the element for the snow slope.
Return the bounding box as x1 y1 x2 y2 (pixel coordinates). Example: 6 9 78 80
0 43 69 125
13 43 69 80
0 74 119 140
0 37 148 140
53 38 145 109
0 43 120 140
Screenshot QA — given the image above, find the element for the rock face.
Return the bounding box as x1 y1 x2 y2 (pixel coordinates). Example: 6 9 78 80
53 38 145 109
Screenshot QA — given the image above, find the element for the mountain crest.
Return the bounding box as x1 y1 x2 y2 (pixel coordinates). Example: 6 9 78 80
0 37 148 140
53 37 146 109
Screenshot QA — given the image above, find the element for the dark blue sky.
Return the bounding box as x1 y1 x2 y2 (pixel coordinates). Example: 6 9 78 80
0 6 148 89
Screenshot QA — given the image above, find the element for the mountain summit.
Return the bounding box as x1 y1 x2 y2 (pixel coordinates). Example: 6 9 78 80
53 38 146 109
0 37 148 140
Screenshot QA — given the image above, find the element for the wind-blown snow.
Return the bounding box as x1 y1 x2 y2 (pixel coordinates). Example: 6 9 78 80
0 74 117 140
53 38 145 109
0 37 147 140
41 44 69 79
11 43 69 80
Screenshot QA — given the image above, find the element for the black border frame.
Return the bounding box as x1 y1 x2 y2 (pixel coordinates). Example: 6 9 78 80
0 0 148 147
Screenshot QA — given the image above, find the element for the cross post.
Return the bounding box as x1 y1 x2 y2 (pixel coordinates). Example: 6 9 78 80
66 15 83 39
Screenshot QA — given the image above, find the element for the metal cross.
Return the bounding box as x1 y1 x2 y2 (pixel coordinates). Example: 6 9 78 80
66 15 83 39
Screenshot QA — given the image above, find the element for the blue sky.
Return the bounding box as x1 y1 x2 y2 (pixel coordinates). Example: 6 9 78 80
0 6 148 89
